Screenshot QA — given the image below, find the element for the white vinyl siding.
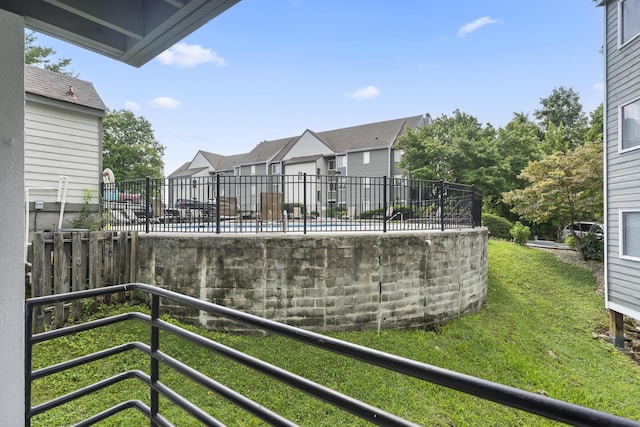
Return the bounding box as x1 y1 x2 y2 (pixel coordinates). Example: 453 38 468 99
620 0 640 47
25 102 101 205
620 211 640 260
619 97 640 152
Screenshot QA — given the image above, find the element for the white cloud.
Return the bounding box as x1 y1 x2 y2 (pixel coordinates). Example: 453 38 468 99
347 85 380 100
156 42 227 68
124 101 141 111
458 16 499 37
594 82 605 91
149 97 182 109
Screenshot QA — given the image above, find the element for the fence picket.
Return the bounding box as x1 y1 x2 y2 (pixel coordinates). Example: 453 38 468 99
53 233 68 328
28 231 136 332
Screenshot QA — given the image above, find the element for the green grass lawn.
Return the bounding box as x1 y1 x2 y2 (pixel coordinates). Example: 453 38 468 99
30 240 640 426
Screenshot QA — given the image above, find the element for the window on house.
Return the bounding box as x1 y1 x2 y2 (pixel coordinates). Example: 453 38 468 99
363 151 370 164
250 165 256 175
620 0 640 46
363 177 370 188
270 163 281 174
328 159 336 170
620 98 640 152
337 155 346 168
394 150 404 163
621 211 640 260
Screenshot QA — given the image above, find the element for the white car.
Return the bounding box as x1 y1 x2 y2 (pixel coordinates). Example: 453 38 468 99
561 221 604 240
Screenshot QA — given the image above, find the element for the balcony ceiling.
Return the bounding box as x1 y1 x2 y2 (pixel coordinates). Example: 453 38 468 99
0 0 240 67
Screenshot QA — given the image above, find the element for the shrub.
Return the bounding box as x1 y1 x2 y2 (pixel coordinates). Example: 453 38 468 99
482 213 513 240
510 221 531 245
564 234 576 249
578 232 604 261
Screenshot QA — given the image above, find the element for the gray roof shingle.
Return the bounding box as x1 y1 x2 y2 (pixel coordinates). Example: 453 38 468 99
25 65 106 112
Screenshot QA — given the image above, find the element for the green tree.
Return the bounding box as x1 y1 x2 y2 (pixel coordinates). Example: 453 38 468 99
103 110 166 180
491 113 544 217
24 31 76 76
584 103 604 144
495 112 544 191
534 86 587 150
397 110 506 204
503 141 603 257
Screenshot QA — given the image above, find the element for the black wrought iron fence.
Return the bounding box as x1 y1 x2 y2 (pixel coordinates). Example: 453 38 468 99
25 283 639 426
102 175 482 234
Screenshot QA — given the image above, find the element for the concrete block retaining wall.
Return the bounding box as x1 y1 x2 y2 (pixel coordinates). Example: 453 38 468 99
136 229 488 333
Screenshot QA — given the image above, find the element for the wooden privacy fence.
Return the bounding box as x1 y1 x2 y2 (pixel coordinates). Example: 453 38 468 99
30 230 138 332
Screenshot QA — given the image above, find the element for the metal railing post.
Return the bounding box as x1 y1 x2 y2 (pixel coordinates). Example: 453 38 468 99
383 176 387 233
471 185 476 228
145 177 150 234
150 294 160 426
303 173 307 235
439 179 445 232
24 303 33 427
215 175 221 235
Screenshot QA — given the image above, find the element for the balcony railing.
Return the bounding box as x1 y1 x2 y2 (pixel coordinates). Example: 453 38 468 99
101 175 482 234
25 283 639 426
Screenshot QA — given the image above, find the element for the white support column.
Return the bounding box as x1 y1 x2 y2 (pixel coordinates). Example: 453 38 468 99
0 9 26 427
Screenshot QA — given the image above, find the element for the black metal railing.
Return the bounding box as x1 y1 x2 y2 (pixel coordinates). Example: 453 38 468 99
26 284 639 426
101 175 482 234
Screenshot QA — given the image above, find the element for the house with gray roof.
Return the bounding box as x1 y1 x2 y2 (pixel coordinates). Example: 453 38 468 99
597 0 640 344
170 113 431 216
166 149 248 206
25 65 106 232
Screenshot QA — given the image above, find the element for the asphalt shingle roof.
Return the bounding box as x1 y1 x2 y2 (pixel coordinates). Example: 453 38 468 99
25 65 106 112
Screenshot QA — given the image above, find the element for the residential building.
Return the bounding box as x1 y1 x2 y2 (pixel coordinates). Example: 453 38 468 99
169 114 431 216
598 0 640 343
25 65 106 232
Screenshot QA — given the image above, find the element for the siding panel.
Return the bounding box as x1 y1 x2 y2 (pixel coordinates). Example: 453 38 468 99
604 0 640 319
25 102 101 204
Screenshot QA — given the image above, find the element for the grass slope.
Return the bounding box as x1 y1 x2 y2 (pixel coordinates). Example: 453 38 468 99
31 241 640 426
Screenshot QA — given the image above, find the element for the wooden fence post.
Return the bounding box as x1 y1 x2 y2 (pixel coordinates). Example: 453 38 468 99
71 232 85 321
53 232 69 328
103 231 113 305
31 233 46 333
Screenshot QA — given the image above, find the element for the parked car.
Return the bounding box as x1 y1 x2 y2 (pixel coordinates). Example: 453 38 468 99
561 221 604 240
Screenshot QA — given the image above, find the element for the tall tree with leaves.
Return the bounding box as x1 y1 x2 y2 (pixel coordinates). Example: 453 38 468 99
103 110 166 180
534 86 587 152
397 109 506 204
491 113 544 217
585 103 604 144
24 31 76 76
503 141 603 256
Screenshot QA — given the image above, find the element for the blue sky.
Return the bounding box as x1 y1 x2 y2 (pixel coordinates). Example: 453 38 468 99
33 0 605 176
